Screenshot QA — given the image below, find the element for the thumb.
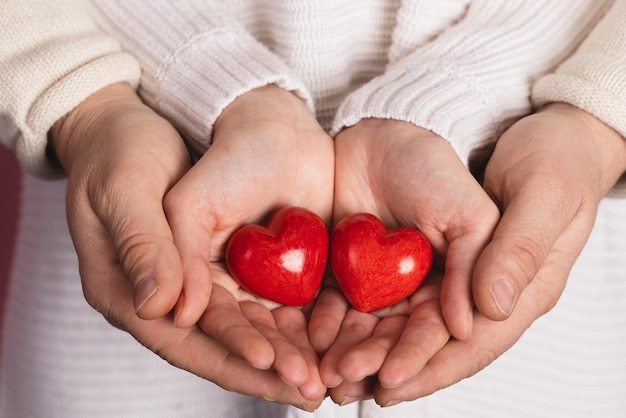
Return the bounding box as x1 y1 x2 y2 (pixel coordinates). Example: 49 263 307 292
472 188 568 321
93 182 184 320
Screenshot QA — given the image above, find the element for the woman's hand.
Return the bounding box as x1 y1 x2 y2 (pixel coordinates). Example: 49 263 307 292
345 103 626 406
49 82 326 408
326 118 499 342
161 84 334 397
307 118 499 403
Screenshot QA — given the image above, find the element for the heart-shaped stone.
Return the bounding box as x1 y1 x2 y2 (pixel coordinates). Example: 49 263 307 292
226 207 329 306
330 213 433 312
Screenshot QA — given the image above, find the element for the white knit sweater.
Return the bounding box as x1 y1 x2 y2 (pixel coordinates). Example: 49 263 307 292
88 0 612 168
3 1 626 418
0 0 140 178
1 0 616 176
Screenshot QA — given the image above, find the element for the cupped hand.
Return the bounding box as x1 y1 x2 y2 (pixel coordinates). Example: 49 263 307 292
308 118 499 401
473 103 626 320
312 274 450 406
50 82 325 409
161 84 333 396
327 118 499 342
50 82 191 322
362 103 626 406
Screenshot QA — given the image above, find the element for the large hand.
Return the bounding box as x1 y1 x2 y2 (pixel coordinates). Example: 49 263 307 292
473 103 626 320
50 82 191 322
364 103 626 406
161 85 334 397
50 83 323 409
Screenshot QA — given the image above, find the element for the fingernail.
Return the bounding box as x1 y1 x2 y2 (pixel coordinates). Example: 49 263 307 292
491 279 515 317
135 276 157 313
383 400 400 408
340 396 359 406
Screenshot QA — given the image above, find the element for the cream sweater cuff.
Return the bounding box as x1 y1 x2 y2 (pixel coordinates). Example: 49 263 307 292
15 54 140 178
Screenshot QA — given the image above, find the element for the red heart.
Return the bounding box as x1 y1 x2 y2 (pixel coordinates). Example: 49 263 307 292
330 213 433 312
225 207 329 306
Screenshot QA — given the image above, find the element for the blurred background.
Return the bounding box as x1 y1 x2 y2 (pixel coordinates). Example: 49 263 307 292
0 144 21 333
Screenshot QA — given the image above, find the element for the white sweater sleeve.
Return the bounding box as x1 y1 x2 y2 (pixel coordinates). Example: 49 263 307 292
89 0 314 156
533 0 626 198
332 0 612 169
0 0 141 178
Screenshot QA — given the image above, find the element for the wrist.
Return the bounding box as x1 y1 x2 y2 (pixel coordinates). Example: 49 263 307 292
214 85 314 135
49 82 141 173
538 102 626 194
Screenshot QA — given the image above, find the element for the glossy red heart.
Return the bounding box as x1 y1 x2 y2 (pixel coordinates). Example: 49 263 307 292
330 213 433 312
225 207 329 306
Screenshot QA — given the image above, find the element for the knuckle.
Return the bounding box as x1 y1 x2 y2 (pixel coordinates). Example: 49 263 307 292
505 235 548 287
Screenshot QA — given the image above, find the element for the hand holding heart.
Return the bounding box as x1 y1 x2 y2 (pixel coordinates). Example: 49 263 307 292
354 103 626 407
306 118 501 402
57 83 623 409
160 84 334 402
222 116 500 405
136 85 533 407
226 208 433 313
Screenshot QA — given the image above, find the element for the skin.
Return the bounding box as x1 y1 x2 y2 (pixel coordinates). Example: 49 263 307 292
311 103 626 406
50 78 626 410
49 82 332 409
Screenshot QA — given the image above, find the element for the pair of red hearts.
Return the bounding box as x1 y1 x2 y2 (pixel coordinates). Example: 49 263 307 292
226 207 433 313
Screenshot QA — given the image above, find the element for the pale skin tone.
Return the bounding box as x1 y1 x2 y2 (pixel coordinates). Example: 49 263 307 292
50 80 626 410
50 82 332 409
309 117 501 400
314 103 626 406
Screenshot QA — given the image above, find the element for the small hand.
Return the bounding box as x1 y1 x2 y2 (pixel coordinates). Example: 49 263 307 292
161 85 334 394
311 274 450 405
330 118 499 341
308 118 499 402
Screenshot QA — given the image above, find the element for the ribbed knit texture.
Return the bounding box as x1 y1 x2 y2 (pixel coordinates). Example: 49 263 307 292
90 0 611 168
0 0 141 178
3 179 626 417
0 176 300 418
3 1 626 416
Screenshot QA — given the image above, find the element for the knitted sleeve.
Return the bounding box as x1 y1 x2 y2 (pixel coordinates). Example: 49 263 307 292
88 0 314 156
0 0 141 178
332 0 612 169
533 0 626 197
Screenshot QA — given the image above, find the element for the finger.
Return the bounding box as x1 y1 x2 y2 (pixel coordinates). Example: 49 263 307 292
439 217 497 340
374 242 575 407
328 377 376 406
337 316 407 383
69 199 317 410
163 171 215 328
472 187 571 321
198 285 275 370
308 287 350 355
69 182 183 320
240 302 310 388
374 307 518 407
273 306 327 401
319 309 379 388
377 299 449 389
